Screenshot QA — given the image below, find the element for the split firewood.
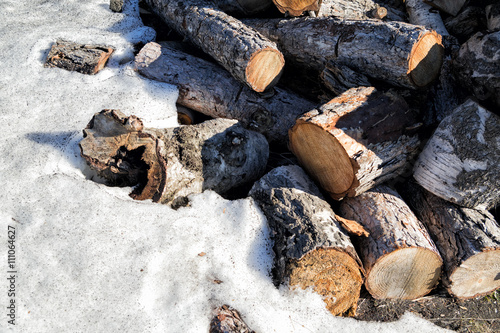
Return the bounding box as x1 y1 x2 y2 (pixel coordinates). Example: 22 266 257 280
249 165 364 316
79 110 268 206
403 183 500 299
143 0 284 92
134 42 315 143
44 40 114 75
320 61 371 96
424 0 467 16
288 87 420 200
486 4 500 32
210 305 255 333
314 0 388 20
243 17 444 89
413 99 500 210
404 0 449 38
340 185 443 300
453 31 500 108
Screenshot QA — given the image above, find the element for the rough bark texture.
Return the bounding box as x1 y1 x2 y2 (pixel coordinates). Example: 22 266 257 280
320 61 371 96
244 17 444 89
249 165 363 316
211 0 272 15
289 87 420 200
315 0 387 20
404 0 449 37
340 185 443 300
44 40 114 75
444 6 486 43
134 42 315 143
210 305 255 333
486 4 500 32
143 0 284 92
272 0 321 16
424 0 467 16
79 110 269 206
413 99 500 210
403 183 500 299
454 31 500 108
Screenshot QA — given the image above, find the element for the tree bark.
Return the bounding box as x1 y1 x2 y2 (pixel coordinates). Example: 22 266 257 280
454 31 500 109
249 165 364 316
404 0 449 37
143 0 284 92
413 99 500 210
424 0 467 16
315 0 388 20
134 42 315 143
444 6 486 43
289 87 420 200
243 17 444 89
486 4 500 32
320 61 372 96
340 185 443 300
210 305 255 333
44 40 114 75
403 183 500 299
79 110 269 206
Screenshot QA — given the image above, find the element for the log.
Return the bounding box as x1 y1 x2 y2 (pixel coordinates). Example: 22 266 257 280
134 42 315 143
44 40 114 75
272 0 321 16
315 0 388 20
413 99 500 210
288 87 420 200
486 4 500 32
320 61 371 96
249 165 364 316
79 110 269 206
403 183 500 299
210 305 255 333
143 0 284 92
424 0 467 16
444 6 486 43
243 17 444 89
340 185 443 300
404 0 449 38
453 31 500 109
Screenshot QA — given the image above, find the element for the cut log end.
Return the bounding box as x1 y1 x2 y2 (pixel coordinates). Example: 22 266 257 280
288 248 363 316
246 48 284 93
450 250 500 299
273 0 320 16
366 247 442 300
409 32 444 87
289 122 355 198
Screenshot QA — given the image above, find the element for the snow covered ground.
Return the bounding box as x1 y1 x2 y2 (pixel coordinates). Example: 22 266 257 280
0 0 449 331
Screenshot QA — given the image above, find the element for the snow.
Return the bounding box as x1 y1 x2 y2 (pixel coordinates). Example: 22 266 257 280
0 0 449 332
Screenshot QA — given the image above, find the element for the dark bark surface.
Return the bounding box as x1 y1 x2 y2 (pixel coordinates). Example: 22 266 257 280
210 305 255 333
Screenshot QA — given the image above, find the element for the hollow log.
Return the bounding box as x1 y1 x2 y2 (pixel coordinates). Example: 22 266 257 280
243 17 444 89
424 0 467 16
413 99 500 210
340 185 443 300
134 42 315 143
210 305 255 333
315 0 388 20
486 4 500 32
404 0 449 37
143 0 284 92
454 31 500 109
288 87 420 200
44 40 114 75
249 165 364 316
79 110 268 206
403 183 500 299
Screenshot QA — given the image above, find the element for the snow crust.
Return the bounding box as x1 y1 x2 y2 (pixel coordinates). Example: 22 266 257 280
0 0 449 331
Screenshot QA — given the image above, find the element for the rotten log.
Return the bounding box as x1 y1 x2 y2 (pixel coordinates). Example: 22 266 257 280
210 305 255 333
243 17 444 89
424 0 467 16
143 0 284 93
249 165 364 316
79 110 268 206
314 0 388 20
486 3 500 32
288 87 420 200
340 185 443 300
413 99 500 210
44 40 114 75
134 42 315 143
403 183 500 299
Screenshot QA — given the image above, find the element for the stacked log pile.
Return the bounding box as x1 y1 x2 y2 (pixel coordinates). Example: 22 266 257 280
67 0 500 324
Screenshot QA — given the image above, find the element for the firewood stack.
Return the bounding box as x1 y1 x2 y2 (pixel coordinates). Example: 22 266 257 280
70 0 499 322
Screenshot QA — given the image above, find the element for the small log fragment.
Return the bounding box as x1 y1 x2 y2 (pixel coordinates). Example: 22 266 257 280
413 99 500 210
315 0 387 20
403 183 500 299
244 17 444 89
272 0 321 16
135 42 315 143
110 0 124 12
486 4 500 32
424 0 467 16
340 185 443 300
210 305 255 333
44 40 114 75
143 0 284 92
453 31 500 108
249 165 364 316
289 87 420 200
79 110 268 206
404 0 449 37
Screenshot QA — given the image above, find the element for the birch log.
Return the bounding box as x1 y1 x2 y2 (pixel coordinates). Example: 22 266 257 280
289 87 420 200
135 42 315 143
413 99 500 210
340 185 443 300
243 17 444 89
404 0 449 37
249 165 364 316
79 110 268 206
143 0 284 92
